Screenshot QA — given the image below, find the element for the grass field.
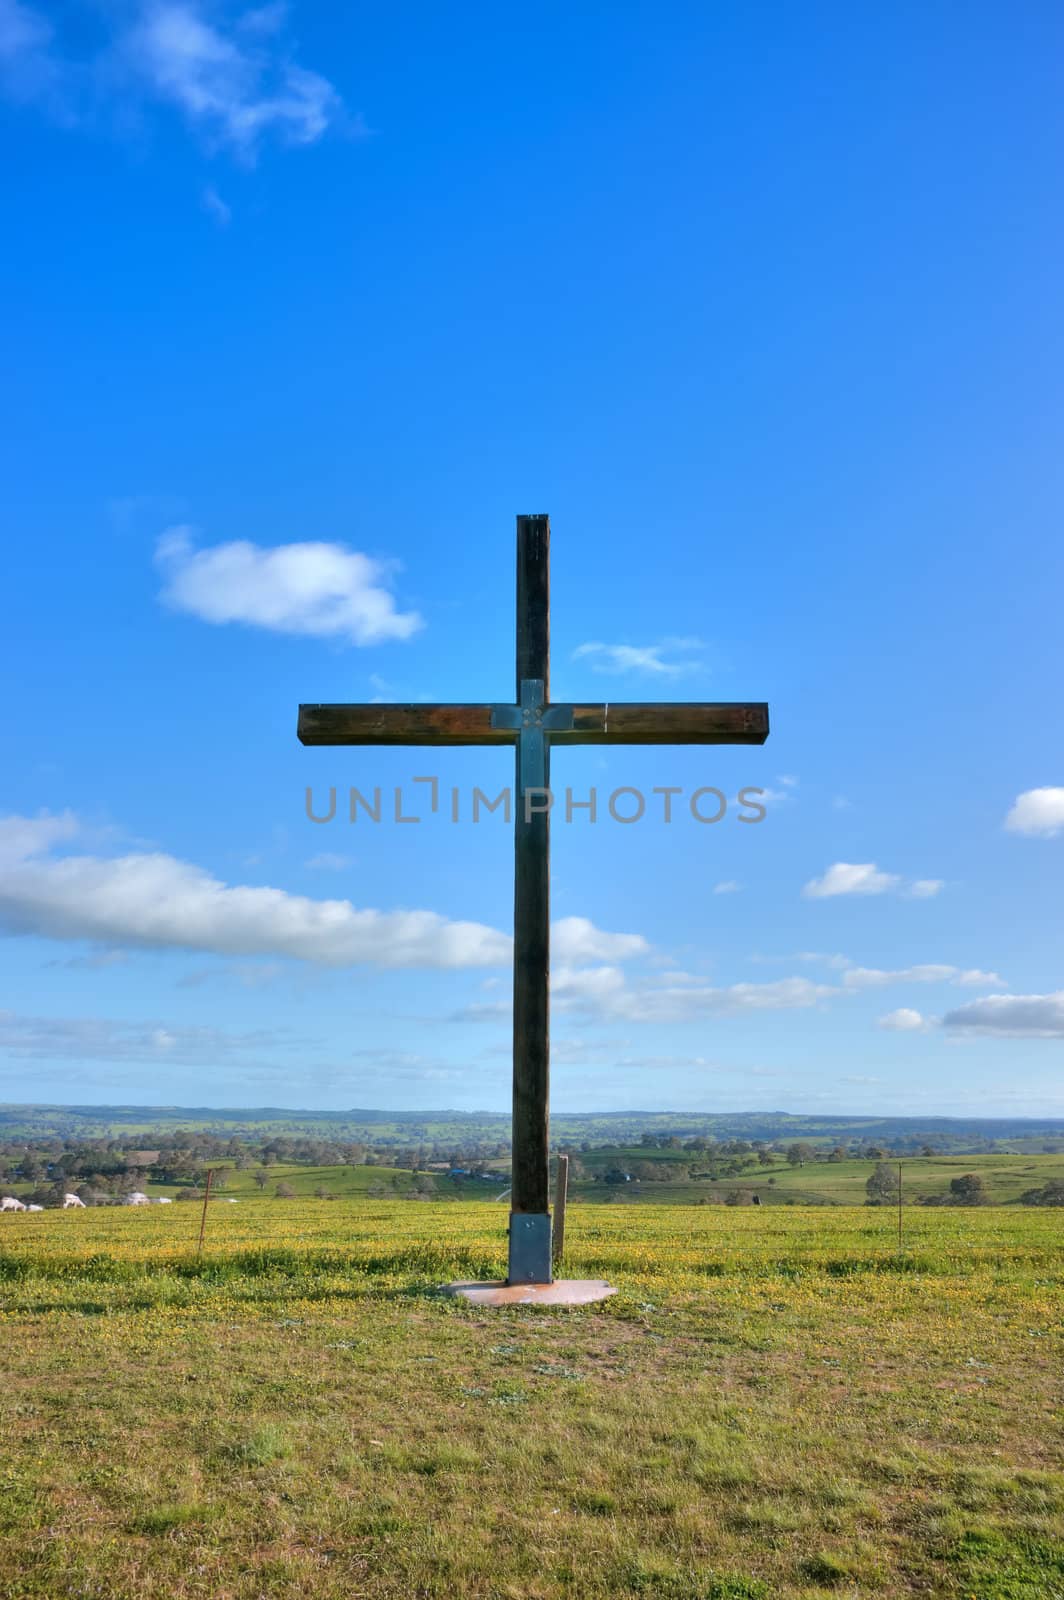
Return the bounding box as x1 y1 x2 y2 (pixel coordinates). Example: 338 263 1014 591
3 1160 501 1206
7 1150 1064 1210
1 1200 1061 1599
163 1162 427 1199
567 1150 1064 1207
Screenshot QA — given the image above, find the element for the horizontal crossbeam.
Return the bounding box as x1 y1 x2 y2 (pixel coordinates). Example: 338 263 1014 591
299 704 504 746
298 702 769 747
553 702 768 745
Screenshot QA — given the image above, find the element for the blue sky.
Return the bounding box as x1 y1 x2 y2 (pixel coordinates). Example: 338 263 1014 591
2 1 1063 1115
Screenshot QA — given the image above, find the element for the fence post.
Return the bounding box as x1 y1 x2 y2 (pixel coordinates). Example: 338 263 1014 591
198 1168 214 1254
552 1154 569 1272
897 1161 903 1251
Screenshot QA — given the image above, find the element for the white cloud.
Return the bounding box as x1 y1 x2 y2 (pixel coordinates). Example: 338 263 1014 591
155 527 423 645
305 852 353 871
802 862 943 900
47 949 131 972
842 964 1004 990
604 1053 780 1078
0 0 60 107
551 969 838 1024
237 4 288 37
572 638 704 677
0 2 344 158
202 183 231 224
877 1008 930 1032
551 916 649 964
756 785 793 807
521 957 1006 1029
1004 788 1064 838
0 846 507 967
0 814 642 976
845 965 951 990
0 1007 284 1063
803 862 900 898
551 964 630 1010
713 880 741 895
943 992 1064 1039
124 3 341 156
369 672 397 703
457 966 840 1026
698 977 837 1014
0 812 505 968
614 966 838 1017
0 810 79 865
0 0 48 61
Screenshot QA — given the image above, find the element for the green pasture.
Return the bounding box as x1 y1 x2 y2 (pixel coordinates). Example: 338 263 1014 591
0 1200 1061 1598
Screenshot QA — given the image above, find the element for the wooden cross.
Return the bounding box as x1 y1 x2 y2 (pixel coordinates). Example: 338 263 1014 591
299 515 769 1284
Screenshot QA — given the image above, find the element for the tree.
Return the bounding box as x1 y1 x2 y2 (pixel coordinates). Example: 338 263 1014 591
949 1173 988 1206
865 1162 900 1206
786 1142 814 1168
1020 1180 1064 1206
253 1170 269 1190
274 1181 296 1199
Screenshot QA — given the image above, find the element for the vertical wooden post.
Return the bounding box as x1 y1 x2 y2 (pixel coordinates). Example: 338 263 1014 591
197 1167 214 1254
509 515 552 1283
512 512 550 1216
552 1154 569 1271
897 1162 903 1251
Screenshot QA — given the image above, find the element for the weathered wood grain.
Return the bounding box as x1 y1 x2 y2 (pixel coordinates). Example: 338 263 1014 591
299 701 769 747
558 702 769 745
298 704 509 746
512 515 551 1219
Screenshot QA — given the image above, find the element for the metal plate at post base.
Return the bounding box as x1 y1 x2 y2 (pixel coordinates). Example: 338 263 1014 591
507 1211 553 1285
443 1280 617 1308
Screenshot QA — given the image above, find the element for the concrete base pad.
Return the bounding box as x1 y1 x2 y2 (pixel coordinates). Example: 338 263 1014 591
443 1279 617 1307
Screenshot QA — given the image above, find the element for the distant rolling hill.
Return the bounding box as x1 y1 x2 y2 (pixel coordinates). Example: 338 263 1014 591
2 1102 1063 1152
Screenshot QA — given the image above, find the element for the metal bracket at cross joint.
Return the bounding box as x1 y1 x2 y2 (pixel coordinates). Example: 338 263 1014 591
490 682 573 798
490 681 575 735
